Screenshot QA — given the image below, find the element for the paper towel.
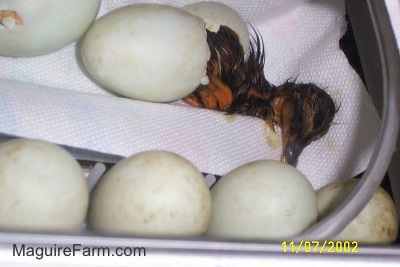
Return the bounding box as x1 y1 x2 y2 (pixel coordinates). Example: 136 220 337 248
0 0 381 189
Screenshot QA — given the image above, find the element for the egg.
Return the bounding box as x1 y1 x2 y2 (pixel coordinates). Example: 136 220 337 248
317 178 399 244
88 151 211 237
0 0 101 57
182 1 250 60
0 138 89 232
81 4 210 102
207 160 318 240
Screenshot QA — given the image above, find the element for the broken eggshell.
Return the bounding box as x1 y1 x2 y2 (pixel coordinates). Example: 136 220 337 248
182 1 250 60
317 178 399 244
0 0 101 57
80 4 211 102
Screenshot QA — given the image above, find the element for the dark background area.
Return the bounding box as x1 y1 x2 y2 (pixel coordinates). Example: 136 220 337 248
339 11 399 243
339 12 393 196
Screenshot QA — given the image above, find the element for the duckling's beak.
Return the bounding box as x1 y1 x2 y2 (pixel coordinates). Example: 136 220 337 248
269 94 306 166
281 136 305 166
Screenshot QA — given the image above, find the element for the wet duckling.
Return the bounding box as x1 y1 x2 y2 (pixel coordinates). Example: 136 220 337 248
183 26 337 166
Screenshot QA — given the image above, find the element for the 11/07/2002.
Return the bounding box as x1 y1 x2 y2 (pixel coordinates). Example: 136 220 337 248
281 240 358 254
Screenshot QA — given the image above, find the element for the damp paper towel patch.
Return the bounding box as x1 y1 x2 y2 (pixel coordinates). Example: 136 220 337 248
0 0 381 189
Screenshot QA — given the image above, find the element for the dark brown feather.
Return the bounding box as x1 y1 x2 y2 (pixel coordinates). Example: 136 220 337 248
186 25 337 166
206 26 275 119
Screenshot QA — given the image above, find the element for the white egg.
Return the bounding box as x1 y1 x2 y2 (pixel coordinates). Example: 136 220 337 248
0 0 101 57
0 138 89 232
81 4 210 102
317 178 399 244
88 151 211 237
182 1 250 60
207 160 318 240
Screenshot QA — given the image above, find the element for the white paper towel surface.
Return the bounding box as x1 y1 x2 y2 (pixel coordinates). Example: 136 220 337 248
0 0 381 189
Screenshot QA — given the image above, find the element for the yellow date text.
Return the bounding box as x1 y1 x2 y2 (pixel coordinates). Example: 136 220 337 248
281 240 358 254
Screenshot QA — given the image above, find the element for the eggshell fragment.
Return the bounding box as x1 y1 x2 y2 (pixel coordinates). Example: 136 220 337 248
0 0 101 57
81 4 211 102
317 178 399 244
182 1 250 60
88 151 211 237
207 160 318 240
0 138 89 232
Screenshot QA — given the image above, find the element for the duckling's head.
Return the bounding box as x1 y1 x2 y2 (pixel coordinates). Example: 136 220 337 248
269 82 337 166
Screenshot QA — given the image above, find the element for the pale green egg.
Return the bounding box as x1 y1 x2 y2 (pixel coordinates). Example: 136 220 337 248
317 178 399 244
0 138 89 232
207 160 318 240
81 4 211 103
88 150 212 237
0 0 101 56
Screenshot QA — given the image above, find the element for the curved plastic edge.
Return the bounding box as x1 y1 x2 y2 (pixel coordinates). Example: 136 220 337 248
297 0 400 240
